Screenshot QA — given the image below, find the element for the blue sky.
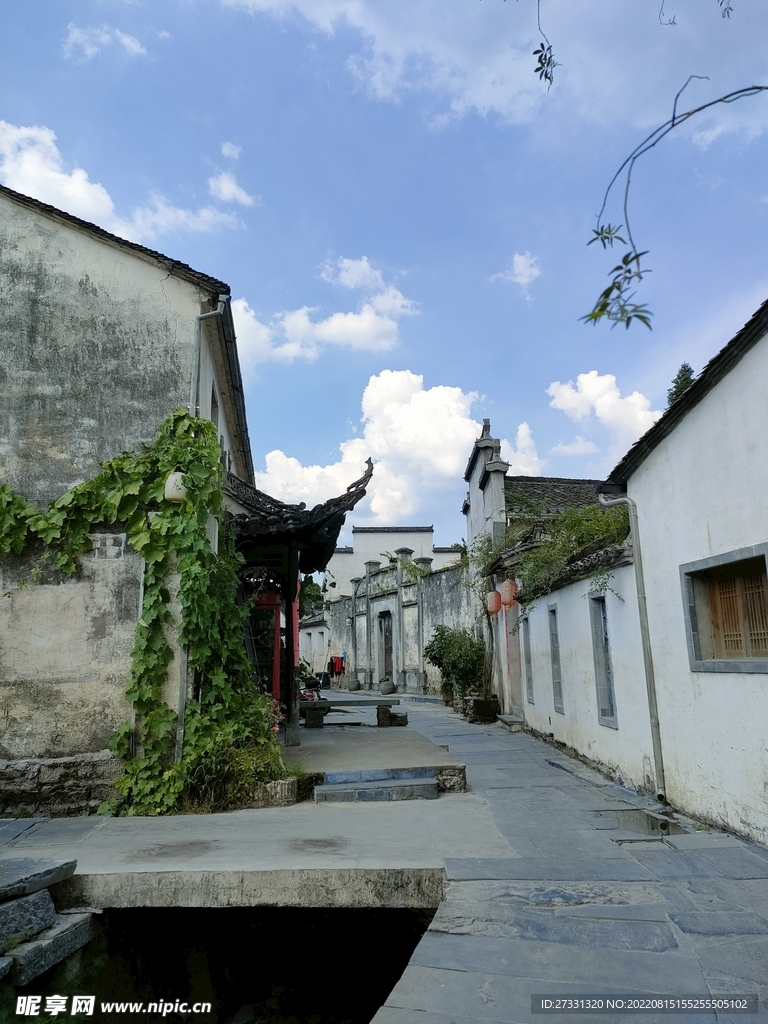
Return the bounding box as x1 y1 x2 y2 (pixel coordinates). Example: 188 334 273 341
2 0 767 543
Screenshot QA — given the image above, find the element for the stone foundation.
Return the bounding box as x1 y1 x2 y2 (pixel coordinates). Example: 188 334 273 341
0 750 123 817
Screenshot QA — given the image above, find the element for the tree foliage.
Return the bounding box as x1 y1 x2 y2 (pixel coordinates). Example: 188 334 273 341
299 574 324 617
667 362 696 406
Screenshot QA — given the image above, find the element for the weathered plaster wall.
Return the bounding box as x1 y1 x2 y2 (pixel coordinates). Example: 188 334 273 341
325 529 460 600
0 193 208 508
628 335 768 842
521 564 654 792
322 563 475 695
0 534 141 761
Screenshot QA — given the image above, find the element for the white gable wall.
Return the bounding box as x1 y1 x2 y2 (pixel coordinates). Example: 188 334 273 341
628 334 768 843
522 564 654 792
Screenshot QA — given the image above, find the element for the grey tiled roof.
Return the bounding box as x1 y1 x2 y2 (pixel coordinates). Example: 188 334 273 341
504 476 601 515
351 526 433 533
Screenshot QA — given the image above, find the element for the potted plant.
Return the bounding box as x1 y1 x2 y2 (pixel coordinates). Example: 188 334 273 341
425 626 491 718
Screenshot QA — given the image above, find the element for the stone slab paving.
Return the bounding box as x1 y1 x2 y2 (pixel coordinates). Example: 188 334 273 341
371 701 768 1024
2 701 767 1021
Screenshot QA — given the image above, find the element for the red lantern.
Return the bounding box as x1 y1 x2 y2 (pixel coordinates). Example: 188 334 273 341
499 579 517 607
486 590 502 615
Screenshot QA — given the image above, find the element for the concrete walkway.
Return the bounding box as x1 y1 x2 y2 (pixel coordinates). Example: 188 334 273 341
372 701 768 1024
2 701 767 1022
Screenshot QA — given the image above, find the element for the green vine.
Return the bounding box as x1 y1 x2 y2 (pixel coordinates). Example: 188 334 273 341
464 500 630 620
0 410 283 816
509 504 630 613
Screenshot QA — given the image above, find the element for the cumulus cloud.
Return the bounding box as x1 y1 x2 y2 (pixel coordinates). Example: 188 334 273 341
219 0 768 138
322 254 384 290
547 370 662 458
208 170 257 206
549 436 599 457
221 141 242 159
233 3 768 143
64 24 146 61
252 369 539 522
491 251 541 299
0 120 239 244
232 256 417 372
500 423 544 475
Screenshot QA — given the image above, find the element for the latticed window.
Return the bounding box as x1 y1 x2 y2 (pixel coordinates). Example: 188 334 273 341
708 570 768 659
687 554 768 665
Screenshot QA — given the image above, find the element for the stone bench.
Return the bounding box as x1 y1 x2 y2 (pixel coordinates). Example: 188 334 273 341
299 697 401 728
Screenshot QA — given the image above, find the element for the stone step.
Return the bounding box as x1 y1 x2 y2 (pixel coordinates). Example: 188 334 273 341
9 912 93 986
498 713 525 734
314 778 438 803
0 858 76 901
322 767 436 785
0 889 56 952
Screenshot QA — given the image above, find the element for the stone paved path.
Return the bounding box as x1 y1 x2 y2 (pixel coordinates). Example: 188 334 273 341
373 701 768 1024
2 700 768 1023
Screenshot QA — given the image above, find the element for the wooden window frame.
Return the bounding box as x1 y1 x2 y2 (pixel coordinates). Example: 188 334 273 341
589 595 618 729
680 544 768 674
522 615 534 705
548 605 565 714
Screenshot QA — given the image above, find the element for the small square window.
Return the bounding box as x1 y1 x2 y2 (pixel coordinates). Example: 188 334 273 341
681 546 768 673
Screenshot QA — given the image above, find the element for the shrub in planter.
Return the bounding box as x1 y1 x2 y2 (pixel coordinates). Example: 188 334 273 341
424 625 485 702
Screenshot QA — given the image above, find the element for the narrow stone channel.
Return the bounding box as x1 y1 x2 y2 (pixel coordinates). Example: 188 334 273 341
5 907 436 1024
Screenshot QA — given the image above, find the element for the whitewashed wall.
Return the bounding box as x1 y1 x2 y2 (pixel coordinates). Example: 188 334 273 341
522 564 655 793
628 334 768 843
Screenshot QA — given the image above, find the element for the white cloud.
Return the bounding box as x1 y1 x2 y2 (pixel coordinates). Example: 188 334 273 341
232 256 417 370
252 369 538 522
0 120 238 244
322 255 385 290
64 24 146 61
208 170 257 206
128 194 238 240
547 370 663 458
221 141 242 159
549 436 599 457
220 1 768 139
491 251 541 299
500 423 545 476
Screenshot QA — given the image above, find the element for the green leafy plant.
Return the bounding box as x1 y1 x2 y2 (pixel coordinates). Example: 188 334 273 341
584 78 767 329
424 625 485 699
513 504 630 610
0 410 285 816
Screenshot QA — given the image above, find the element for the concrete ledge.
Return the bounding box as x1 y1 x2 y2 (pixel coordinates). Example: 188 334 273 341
54 867 446 910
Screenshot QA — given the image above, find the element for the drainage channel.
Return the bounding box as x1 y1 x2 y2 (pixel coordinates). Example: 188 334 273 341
3 905 436 1024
